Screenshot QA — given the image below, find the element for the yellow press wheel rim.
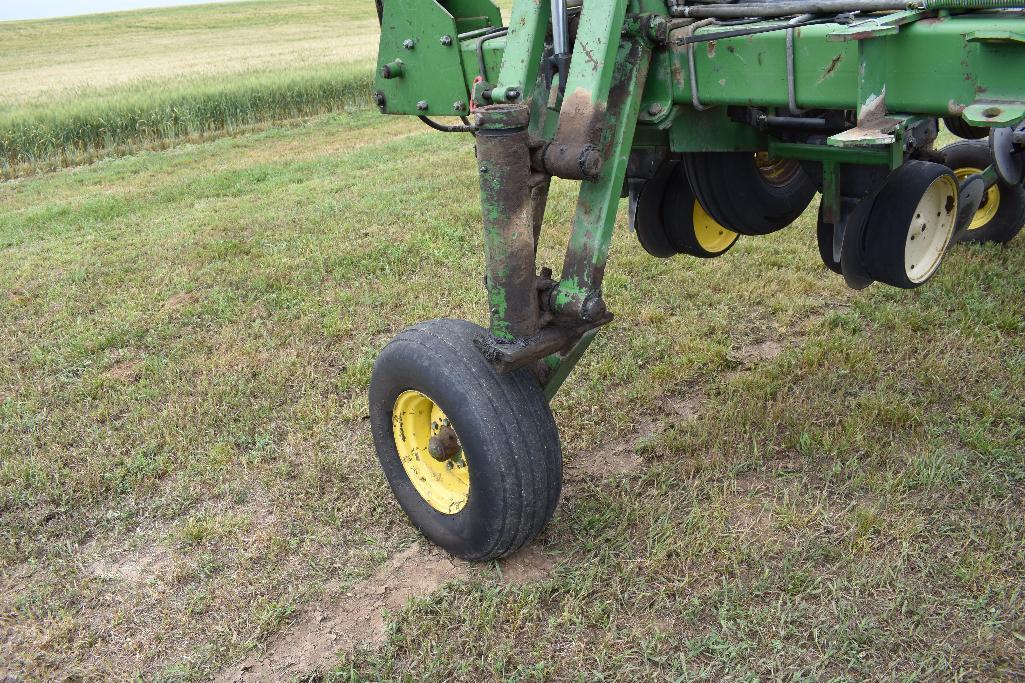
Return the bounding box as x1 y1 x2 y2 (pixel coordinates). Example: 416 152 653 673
755 152 802 187
392 390 469 515
692 200 738 253
954 166 1000 230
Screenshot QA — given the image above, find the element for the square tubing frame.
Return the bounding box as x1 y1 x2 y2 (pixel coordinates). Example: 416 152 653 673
474 0 655 398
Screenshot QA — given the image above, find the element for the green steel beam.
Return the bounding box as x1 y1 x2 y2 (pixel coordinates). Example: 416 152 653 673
673 15 1025 120
553 7 653 303
767 140 893 165
492 0 550 102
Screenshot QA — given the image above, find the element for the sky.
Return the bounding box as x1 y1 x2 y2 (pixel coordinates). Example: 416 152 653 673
0 0 240 22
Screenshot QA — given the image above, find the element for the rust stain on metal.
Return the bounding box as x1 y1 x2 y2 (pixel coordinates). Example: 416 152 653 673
707 40 717 58
818 54 844 84
581 41 600 71
557 88 608 146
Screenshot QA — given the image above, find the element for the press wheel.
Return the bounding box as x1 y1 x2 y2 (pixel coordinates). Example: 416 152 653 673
942 140 1025 245
682 151 816 236
862 161 959 290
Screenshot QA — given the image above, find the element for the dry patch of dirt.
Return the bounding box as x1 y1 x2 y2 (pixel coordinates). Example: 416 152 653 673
88 547 171 584
565 447 644 485
729 499 775 538
217 537 565 682
669 393 704 420
162 291 200 312
217 542 476 682
565 391 705 489
499 545 559 585
733 339 785 366
105 358 144 382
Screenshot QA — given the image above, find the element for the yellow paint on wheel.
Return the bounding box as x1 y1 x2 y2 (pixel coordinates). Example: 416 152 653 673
392 390 469 515
954 166 1001 230
692 201 737 253
755 152 802 187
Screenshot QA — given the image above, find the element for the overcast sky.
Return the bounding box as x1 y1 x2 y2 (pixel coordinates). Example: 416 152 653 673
0 0 240 22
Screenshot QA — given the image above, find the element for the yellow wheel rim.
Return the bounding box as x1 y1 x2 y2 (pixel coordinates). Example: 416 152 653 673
692 200 738 253
755 152 802 187
392 391 469 515
954 166 1000 230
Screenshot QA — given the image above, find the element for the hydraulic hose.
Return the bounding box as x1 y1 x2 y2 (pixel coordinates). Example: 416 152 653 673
417 115 476 134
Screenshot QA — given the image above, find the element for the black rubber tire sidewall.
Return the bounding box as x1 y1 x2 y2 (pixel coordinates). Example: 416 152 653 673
682 152 817 236
662 163 739 259
862 161 958 289
941 140 1025 245
369 319 562 561
634 161 679 258
943 116 990 141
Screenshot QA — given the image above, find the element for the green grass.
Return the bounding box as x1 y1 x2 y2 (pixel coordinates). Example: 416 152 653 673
1 1 1023 679
0 63 373 175
1 110 1023 680
0 0 381 176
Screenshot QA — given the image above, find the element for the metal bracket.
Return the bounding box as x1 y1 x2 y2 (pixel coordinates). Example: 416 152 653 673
473 313 613 374
827 9 937 41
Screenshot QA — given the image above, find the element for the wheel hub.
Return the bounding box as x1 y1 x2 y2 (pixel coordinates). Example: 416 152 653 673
392 390 470 515
428 425 461 462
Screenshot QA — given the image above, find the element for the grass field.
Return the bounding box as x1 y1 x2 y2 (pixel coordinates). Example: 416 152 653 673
1 108 1023 680
0 0 381 175
2 1 1025 680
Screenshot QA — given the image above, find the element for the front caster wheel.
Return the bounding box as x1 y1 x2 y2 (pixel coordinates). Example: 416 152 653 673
369 318 562 561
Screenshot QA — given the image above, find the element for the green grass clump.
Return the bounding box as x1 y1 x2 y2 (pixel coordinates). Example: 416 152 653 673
0 63 374 176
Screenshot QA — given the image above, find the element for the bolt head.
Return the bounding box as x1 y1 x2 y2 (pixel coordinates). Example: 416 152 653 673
506 89 521 101
647 103 664 116
416 100 429 112
453 100 466 112
440 34 453 46
403 39 415 49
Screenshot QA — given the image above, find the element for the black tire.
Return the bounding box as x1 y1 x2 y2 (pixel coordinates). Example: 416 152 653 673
862 161 959 290
815 202 843 275
369 319 562 561
943 115 989 141
941 140 1025 245
662 164 739 259
632 162 679 258
682 152 817 236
